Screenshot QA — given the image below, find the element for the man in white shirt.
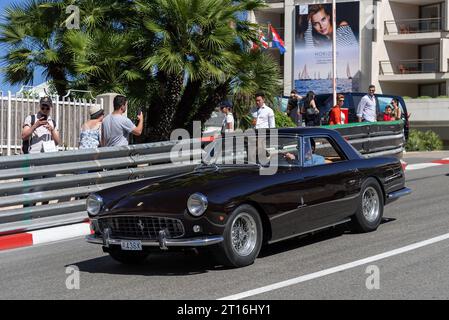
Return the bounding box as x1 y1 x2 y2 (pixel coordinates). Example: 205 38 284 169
357 85 377 122
250 93 276 129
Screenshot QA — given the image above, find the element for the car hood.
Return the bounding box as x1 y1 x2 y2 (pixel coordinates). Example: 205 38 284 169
101 166 269 215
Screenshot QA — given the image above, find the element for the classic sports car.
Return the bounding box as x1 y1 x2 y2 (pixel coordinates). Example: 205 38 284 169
86 128 411 267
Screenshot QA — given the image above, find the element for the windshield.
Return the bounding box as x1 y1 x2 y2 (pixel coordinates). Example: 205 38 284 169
201 134 301 167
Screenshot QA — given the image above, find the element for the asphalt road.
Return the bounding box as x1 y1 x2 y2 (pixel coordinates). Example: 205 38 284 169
1 152 449 300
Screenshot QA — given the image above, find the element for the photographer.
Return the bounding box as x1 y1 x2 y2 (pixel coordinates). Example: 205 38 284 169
101 95 143 147
22 97 60 154
21 96 60 207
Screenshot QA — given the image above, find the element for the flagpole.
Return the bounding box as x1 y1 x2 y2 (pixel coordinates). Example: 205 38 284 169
332 0 337 107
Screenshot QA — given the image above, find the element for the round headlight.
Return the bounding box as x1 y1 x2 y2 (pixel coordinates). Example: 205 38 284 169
86 194 103 216
187 193 208 217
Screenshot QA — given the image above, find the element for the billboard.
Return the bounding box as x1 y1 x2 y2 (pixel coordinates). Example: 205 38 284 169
294 2 360 95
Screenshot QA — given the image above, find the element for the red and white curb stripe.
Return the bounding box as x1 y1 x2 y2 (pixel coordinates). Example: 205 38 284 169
0 222 92 251
406 158 449 171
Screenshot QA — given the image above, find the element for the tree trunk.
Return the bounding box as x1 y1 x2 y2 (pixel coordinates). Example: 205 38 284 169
48 63 68 96
173 79 202 129
145 73 183 142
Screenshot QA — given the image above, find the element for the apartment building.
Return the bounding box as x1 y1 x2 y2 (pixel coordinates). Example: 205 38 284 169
252 0 449 98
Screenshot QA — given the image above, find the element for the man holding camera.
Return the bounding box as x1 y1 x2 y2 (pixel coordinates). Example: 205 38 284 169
22 96 60 154
21 96 60 207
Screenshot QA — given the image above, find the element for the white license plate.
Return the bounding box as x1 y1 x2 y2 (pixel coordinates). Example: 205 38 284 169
120 240 142 251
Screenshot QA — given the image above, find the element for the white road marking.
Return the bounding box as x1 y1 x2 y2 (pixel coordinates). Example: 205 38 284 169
218 232 449 300
406 163 442 171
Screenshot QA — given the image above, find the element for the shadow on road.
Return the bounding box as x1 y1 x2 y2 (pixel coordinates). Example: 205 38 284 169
70 218 396 275
259 218 396 258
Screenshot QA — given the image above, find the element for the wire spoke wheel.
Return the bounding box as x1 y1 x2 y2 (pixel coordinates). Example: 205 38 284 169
362 186 380 223
231 212 258 257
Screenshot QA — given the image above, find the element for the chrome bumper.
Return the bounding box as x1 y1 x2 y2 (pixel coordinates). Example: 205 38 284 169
387 187 412 200
86 234 223 250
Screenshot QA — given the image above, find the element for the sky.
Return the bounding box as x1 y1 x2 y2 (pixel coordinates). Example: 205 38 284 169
0 0 46 94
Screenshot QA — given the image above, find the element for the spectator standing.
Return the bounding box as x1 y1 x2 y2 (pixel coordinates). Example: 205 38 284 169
391 98 402 120
301 91 320 127
329 94 344 125
101 95 143 147
250 93 276 129
21 96 60 207
357 85 377 122
22 96 60 154
79 105 105 149
220 101 235 133
287 89 303 126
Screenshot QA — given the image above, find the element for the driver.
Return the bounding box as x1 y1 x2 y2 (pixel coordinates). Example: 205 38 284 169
283 138 326 166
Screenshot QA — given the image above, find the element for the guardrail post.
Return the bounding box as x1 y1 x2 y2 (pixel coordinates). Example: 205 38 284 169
6 91 12 156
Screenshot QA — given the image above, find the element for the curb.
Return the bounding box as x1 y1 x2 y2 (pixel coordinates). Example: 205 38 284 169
406 158 449 172
0 222 92 251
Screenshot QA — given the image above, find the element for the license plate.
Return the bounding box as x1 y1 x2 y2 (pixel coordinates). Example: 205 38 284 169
120 240 142 251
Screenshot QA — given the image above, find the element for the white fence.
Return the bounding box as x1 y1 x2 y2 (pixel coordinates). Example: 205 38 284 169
0 91 103 156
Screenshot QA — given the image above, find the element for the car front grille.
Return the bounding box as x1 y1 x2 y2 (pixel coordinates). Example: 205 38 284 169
98 216 185 240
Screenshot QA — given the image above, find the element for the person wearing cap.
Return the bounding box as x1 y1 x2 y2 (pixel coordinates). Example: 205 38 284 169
219 101 234 134
22 96 60 154
79 105 105 149
21 97 60 207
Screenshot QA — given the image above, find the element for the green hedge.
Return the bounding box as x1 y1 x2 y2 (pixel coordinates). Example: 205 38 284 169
274 110 296 128
406 129 443 152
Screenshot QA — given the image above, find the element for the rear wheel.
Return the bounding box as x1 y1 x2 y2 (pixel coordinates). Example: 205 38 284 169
352 178 384 233
108 249 149 265
211 204 263 268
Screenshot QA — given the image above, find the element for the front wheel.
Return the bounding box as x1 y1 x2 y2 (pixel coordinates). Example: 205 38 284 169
351 178 384 233
212 205 263 268
108 249 149 265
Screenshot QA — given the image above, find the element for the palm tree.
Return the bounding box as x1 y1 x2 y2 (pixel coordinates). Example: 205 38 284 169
135 0 267 140
231 50 282 129
0 0 71 95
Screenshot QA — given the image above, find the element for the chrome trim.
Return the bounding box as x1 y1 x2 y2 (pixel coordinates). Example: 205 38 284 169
86 234 223 248
97 215 185 239
387 187 412 199
268 219 351 244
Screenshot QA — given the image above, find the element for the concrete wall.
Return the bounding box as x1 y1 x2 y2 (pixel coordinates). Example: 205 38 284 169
406 98 449 146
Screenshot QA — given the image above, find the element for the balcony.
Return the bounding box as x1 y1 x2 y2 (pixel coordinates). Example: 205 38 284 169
384 18 446 44
379 59 449 83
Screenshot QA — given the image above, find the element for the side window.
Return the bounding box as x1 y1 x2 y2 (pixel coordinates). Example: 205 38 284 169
378 96 405 120
378 96 392 113
303 137 345 167
270 136 302 167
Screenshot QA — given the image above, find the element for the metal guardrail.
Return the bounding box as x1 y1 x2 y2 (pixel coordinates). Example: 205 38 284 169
323 120 406 158
0 122 405 236
0 139 201 235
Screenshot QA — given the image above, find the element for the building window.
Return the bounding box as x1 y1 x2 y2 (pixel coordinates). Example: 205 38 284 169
419 3 442 32
419 83 446 97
